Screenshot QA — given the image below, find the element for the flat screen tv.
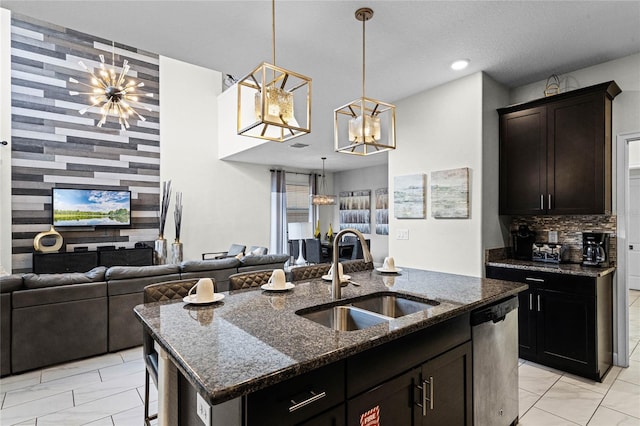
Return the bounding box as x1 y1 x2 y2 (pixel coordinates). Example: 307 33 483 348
52 188 132 227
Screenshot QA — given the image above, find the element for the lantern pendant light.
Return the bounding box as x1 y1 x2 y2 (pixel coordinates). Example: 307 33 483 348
237 0 312 142
311 157 337 205
334 7 396 155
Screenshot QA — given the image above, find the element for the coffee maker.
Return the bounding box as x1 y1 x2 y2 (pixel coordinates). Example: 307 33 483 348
582 232 610 267
512 225 536 260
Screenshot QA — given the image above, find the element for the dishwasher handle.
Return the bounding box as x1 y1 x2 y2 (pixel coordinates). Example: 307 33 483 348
470 296 518 326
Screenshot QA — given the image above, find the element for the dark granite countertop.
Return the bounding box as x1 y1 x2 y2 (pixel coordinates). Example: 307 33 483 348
486 258 616 277
134 268 527 405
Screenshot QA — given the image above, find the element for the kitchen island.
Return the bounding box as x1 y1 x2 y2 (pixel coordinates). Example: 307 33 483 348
134 267 527 425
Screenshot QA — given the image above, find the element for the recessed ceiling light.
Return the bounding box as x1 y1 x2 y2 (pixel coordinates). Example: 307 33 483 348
451 59 470 71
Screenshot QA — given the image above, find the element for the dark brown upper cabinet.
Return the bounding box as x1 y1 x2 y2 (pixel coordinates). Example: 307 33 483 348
498 81 621 215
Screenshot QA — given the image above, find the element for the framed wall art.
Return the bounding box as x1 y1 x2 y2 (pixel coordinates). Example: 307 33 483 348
375 188 389 235
339 190 371 233
431 167 470 218
393 174 426 219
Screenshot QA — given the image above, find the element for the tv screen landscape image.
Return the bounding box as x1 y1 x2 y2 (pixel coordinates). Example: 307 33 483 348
52 188 132 227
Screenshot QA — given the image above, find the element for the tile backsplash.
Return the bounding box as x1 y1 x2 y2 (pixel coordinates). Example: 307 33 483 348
510 215 617 264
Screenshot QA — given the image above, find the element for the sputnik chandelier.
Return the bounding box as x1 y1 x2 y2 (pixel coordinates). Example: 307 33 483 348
68 44 154 131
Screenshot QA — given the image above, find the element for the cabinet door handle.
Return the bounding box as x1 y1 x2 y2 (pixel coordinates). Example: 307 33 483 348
537 295 541 312
525 277 545 283
416 381 427 416
416 377 433 416
288 390 326 413
529 294 533 310
540 194 544 210
548 194 552 210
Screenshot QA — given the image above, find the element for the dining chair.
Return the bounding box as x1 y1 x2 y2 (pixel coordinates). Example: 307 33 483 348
142 278 202 426
304 238 328 264
349 239 371 260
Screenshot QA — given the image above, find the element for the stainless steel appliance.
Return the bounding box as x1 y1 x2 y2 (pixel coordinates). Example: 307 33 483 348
471 297 519 426
532 242 565 263
582 232 611 267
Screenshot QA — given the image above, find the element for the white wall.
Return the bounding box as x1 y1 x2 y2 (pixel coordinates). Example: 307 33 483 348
482 74 511 251
510 53 640 208
160 57 273 260
333 164 389 264
389 72 502 277
0 9 11 274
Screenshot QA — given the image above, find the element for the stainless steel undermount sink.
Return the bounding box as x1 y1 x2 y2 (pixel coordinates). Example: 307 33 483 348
299 306 389 331
351 294 437 318
296 293 439 331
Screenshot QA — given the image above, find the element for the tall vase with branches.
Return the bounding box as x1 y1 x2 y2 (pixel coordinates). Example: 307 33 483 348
171 191 183 264
154 180 172 264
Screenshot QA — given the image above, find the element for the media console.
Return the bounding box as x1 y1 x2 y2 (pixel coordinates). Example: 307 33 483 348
32 247 153 274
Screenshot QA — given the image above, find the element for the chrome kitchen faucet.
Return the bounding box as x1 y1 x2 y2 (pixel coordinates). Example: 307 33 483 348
331 229 373 300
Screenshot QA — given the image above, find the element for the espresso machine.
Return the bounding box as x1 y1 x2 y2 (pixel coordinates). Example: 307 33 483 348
582 232 610 267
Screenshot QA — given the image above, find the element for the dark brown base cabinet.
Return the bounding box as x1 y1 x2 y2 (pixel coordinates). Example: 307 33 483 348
486 266 613 381
177 313 473 425
347 342 472 426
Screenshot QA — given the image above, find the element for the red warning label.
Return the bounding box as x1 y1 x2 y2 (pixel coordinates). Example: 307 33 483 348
360 405 380 426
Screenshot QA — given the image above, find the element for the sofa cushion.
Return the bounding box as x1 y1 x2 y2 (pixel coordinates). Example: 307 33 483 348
180 258 240 273
0 274 24 293
13 281 107 309
22 266 107 289
105 264 180 280
239 254 289 267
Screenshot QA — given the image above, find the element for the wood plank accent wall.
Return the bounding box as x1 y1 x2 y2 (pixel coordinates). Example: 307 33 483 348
10 14 161 273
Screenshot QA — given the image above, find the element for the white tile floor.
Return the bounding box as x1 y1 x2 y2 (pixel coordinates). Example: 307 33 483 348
1 290 638 426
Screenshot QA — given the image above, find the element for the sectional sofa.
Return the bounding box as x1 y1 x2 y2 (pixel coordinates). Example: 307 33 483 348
0 254 289 376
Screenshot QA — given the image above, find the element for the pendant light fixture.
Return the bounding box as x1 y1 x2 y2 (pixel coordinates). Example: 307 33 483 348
237 0 312 142
68 42 154 131
311 157 337 205
334 7 396 156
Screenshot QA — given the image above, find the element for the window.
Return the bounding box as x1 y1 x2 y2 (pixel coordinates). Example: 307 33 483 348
286 173 311 224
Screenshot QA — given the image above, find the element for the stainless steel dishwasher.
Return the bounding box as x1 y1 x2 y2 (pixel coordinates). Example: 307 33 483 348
471 296 519 426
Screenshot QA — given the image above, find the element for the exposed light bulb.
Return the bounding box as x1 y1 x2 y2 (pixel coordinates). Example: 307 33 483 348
349 114 381 143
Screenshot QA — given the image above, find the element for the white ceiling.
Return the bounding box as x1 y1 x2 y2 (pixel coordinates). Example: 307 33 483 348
2 0 639 172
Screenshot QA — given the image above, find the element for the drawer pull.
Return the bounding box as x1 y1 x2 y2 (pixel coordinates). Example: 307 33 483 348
540 194 544 210
525 277 545 283
288 390 326 413
537 295 541 312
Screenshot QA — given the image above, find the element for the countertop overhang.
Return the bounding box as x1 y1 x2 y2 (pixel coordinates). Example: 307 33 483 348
134 268 527 405
486 259 616 277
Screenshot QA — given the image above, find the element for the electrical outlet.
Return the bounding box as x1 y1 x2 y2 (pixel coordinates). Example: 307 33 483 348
549 230 558 243
196 393 211 425
396 229 409 240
